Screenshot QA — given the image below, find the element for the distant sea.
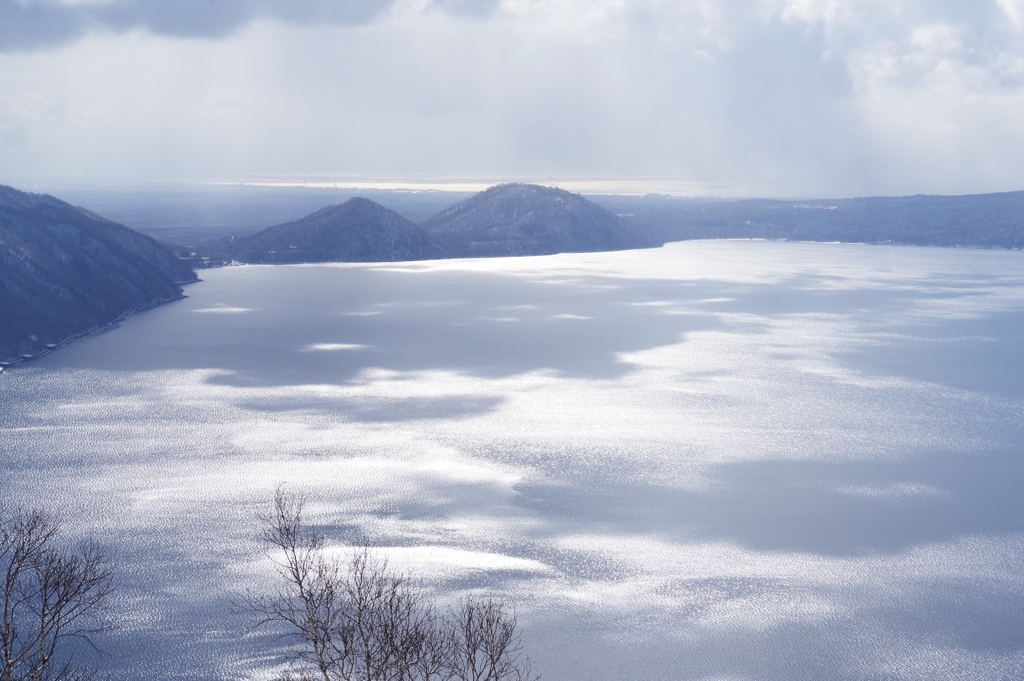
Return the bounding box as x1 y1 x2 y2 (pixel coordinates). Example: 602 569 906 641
2 240 1023 681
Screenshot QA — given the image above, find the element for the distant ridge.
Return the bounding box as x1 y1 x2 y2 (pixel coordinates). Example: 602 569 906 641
622 190 1024 249
0 184 198 365
200 197 445 264
420 183 659 257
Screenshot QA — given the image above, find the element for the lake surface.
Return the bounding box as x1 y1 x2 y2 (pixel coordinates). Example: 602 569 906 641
2 240 1024 680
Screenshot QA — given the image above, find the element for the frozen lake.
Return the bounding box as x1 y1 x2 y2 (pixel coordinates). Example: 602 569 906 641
2 240 1024 680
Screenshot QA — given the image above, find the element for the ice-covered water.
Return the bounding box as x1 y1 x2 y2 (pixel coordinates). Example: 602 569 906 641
2 240 1024 680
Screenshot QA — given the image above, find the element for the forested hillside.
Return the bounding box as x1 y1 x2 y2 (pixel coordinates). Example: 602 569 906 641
0 185 198 365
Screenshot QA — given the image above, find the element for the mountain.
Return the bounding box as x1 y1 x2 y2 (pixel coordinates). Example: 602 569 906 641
199 197 445 264
419 183 659 257
622 191 1024 249
0 184 198 366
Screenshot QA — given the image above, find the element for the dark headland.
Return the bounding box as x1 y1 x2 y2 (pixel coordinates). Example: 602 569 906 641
0 184 198 366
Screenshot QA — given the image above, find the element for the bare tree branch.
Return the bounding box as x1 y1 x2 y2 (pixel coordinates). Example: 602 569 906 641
445 597 536 681
0 508 115 681
242 489 538 681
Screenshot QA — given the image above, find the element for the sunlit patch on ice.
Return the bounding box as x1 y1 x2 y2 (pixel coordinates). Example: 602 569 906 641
193 306 255 313
326 545 555 579
303 343 368 351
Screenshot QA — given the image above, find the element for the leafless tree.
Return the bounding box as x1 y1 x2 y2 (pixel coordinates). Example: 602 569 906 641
444 597 534 681
245 490 537 681
0 508 115 681
244 492 439 681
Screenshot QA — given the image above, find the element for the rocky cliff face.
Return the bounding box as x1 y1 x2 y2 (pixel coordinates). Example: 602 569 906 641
200 197 445 264
420 183 659 257
0 184 198 365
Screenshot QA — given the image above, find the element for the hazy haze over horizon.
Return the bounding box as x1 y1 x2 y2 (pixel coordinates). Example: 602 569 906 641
3 0 1024 198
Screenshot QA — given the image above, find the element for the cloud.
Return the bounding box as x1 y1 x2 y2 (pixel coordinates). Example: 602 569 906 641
2 0 1024 195
0 1 89 51
0 0 400 51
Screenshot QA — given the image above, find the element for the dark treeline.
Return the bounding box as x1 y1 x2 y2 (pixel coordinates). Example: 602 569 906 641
618 191 1024 249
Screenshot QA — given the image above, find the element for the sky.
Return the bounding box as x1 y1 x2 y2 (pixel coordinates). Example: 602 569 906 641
2 0 1024 197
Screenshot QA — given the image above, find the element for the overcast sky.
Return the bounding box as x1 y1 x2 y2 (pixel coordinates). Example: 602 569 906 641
2 0 1024 196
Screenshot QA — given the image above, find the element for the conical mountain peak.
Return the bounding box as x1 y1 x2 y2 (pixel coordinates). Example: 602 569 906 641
201 197 445 264
420 183 656 257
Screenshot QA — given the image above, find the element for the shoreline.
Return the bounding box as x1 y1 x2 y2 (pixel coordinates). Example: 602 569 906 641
0 291 191 371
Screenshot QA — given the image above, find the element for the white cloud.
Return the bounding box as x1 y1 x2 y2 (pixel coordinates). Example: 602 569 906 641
997 0 1024 28
2 0 1024 195
498 0 630 44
